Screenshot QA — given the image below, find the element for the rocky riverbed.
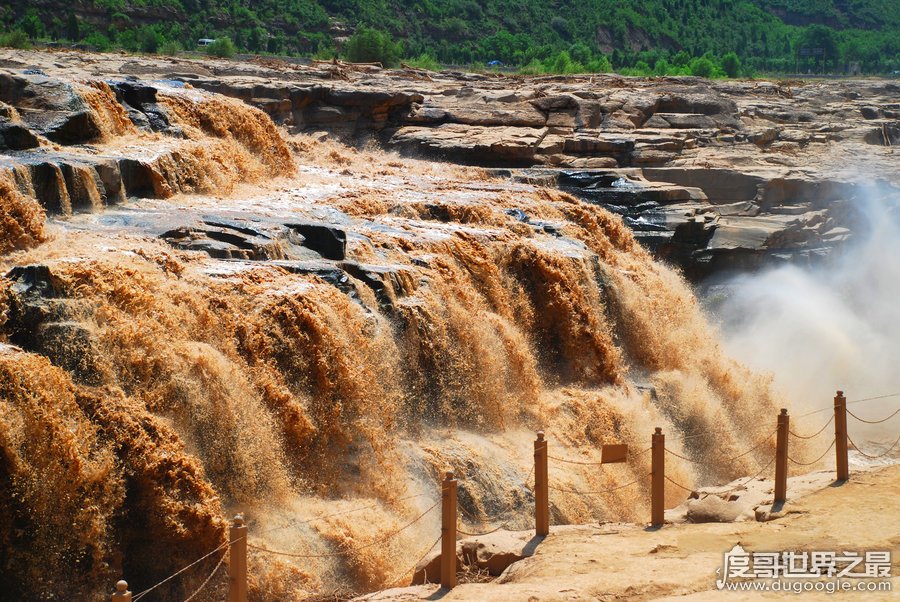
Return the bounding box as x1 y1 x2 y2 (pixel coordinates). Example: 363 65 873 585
3 48 900 280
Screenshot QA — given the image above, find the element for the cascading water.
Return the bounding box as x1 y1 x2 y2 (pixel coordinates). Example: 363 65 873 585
0 77 793 601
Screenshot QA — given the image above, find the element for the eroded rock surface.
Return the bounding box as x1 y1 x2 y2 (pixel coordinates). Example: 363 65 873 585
2 49 899 280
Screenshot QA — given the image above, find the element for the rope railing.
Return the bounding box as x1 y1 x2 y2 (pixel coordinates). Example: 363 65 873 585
248 501 439 559
798 391 900 417
725 429 778 461
456 524 506 537
846 406 900 425
256 492 430 537
663 474 695 493
111 388 895 600
130 538 233 602
455 465 535 536
848 392 900 406
790 414 834 439
699 455 776 499
381 533 443 588
663 447 702 464
788 439 836 466
182 549 228 602
548 454 605 466
847 432 900 459
548 477 643 496
665 427 776 465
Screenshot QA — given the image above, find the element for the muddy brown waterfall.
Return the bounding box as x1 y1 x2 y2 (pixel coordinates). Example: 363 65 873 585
0 66 788 601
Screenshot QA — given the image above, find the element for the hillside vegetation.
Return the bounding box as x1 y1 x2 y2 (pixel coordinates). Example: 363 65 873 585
2 0 899 75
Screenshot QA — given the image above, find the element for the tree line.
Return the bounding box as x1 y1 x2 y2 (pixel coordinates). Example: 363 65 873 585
1 0 899 76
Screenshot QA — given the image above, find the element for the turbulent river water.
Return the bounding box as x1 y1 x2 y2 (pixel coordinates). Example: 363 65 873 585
0 81 841 601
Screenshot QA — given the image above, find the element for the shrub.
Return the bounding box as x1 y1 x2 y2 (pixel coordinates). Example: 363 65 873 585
159 40 182 56
206 37 236 59
722 51 741 78
116 29 139 52
587 55 613 73
136 26 163 53
548 50 586 74
690 57 715 78
0 30 30 50
406 53 441 71
343 27 401 67
518 58 547 75
83 33 113 52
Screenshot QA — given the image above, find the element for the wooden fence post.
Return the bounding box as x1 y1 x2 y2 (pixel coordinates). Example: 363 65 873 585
229 514 247 602
775 408 789 503
441 471 457 590
834 390 849 481
111 580 131 602
651 427 664 527
534 431 550 537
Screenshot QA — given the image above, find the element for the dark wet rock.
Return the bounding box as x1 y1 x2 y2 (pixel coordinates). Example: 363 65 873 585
118 158 164 198
4 264 104 384
341 261 415 308
505 208 529 222
44 109 102 145
30 162 72 213
0 73 102 144
860 106 882 119
864 123 900 146
161 221 290 261
109 80 173 132
0 119 40 150
287 222 347 260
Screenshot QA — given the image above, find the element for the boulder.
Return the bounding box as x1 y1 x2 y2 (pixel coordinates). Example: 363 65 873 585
860 106 882 119
162 220 291 261
864 123 900 146
685 495 747 523
0 72 101 144
341 261 416 308
411 530 537 585
442 105 547 128
656 92 738 116
4 264 104 384
652 113 716 129
0 121 39 150
287 222 348 260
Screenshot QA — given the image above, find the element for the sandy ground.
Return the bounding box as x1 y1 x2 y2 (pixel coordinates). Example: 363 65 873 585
360 464 899 601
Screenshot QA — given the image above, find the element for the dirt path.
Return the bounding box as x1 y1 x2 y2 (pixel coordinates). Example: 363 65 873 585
361 465 899 601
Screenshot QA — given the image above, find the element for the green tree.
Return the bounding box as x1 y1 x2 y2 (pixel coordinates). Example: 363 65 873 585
18 9 45 39
206 37 236 58
690 56 715 77
66 12 79 41
0 30 31 49
722 51 741 77
795 24 839 70
84 32 113 51
343 27 401 66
